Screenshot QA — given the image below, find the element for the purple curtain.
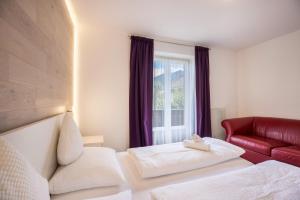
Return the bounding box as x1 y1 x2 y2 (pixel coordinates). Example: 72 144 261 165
195 46 212 137
129 36 154 147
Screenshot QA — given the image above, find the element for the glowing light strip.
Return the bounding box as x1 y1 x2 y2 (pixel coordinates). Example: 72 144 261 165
64 0 79 123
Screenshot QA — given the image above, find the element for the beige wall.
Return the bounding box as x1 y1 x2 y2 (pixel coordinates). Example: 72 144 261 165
0 0 73 132
77 27 237 150
77 27 300 150
237 30 300 119
76 28 130 151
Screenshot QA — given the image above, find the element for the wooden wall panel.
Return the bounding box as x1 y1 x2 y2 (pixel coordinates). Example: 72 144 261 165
0 0 73 132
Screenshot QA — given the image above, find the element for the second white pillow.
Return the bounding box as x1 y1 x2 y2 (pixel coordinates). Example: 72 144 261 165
49 147 126 195
57 113 84 165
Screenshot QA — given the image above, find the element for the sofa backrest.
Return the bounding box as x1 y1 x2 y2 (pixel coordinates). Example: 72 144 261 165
253 117 300 146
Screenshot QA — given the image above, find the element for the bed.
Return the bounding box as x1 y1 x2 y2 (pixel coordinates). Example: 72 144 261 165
0 113 254 200
117 152 252 200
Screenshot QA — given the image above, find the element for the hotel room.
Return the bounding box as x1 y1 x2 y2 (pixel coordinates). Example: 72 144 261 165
1 0 300 199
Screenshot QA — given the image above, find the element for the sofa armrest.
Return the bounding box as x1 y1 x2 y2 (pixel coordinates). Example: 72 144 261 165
221 117 254 142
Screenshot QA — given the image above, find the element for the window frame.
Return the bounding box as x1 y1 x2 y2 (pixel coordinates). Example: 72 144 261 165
153 51 195 144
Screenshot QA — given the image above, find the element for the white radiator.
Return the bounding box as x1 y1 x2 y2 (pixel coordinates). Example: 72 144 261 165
211 108 226 140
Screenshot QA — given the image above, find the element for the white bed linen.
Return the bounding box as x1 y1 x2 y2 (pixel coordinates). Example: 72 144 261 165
117 152 252 200
151 160 300 200
127 137 245 178
51 185 128 200
86 190 132 200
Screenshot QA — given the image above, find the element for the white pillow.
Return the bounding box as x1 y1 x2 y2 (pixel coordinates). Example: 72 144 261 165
0 138 50 200
49 147 126 195
57 112 84 165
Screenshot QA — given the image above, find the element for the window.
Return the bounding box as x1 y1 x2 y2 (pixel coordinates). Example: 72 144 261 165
153 55 195 145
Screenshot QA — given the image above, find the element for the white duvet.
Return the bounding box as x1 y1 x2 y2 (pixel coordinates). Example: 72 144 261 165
127 137 245 178
151 160 300 200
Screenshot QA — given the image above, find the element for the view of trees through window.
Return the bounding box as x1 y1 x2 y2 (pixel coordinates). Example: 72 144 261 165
153 59 165 127
153 57 186 127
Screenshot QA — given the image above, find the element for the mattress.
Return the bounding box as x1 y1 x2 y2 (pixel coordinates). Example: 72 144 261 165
117 152 253 200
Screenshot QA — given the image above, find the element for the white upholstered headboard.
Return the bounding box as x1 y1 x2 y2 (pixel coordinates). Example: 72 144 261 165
0 113 65 179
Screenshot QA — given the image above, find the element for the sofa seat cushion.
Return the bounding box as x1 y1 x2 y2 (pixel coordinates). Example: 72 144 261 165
272 146 300 167
230 135 288 156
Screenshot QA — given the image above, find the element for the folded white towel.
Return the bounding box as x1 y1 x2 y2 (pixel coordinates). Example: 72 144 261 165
183 140 211 151
192 134 203 143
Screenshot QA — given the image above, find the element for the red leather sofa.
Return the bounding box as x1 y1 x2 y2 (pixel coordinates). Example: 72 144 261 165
222 117 300 167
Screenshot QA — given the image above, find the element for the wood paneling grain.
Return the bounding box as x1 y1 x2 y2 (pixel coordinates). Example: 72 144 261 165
9 54 40 86
0 0 73 132
0 50 9 81
0 81 36 112
15 0 37 22
0 18 47 70
0 0 51 54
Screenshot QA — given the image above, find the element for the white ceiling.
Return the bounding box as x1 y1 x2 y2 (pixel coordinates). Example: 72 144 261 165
72 0 300 49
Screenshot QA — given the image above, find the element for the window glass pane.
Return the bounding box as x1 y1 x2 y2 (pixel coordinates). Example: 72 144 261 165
171 61 185 126
153 59 165 127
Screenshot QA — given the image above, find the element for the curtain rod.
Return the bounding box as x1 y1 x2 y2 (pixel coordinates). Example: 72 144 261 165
128 35 210 49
